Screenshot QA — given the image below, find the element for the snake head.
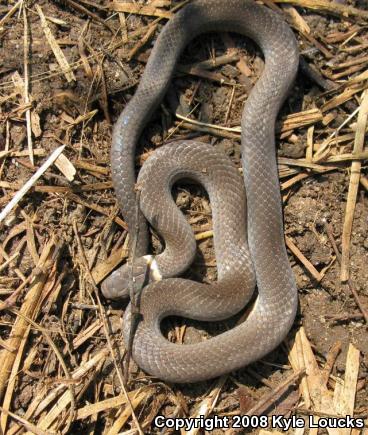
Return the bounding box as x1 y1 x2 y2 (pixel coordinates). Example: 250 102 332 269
101 256 162 301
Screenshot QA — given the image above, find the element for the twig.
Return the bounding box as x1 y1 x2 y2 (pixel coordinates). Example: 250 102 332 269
360 175 368 191
0 120 10 178
0 246 25 282
325 150 368 163
176 108 323 137
177 64 230 85
299 57 334 91
246 369 304 416
303 32 333 59
0 268 34 312
0 145 65 225
118 12 128 43
325 313 364 322
325 222 368 323
320 341 342 386
74 160 109 175
23 6 34 166
0 338 15 354
75 0 106 11
321 83 367 113
127 23 158 61
306 125 314 162
62 0 112 32
225 86 236 125
97 56 111 124
0 0 22 30
281 173 310 190
0 148 46 160
285 236 323 282
180 52 240 71
176 113 241 133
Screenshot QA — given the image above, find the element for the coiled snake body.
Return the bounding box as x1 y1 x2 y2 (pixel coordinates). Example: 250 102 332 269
102 0 299 383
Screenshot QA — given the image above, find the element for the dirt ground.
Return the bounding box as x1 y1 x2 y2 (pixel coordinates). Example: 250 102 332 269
0 0 367 433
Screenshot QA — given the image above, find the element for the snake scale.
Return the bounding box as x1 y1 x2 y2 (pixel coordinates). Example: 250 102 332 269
101 0 299 383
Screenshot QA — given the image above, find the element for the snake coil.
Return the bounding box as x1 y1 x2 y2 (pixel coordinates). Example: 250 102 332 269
102 0 299 383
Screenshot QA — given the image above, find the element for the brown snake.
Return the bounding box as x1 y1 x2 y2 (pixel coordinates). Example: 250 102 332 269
101 0 299 383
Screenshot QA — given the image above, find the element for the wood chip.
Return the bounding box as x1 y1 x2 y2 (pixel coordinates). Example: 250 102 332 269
289 328 362 434
341 90 368 281
110 2 173 18
74 160 109 175
278 108 323 134
92 244 129 284
54 152 76 181
282 4 311 34
337 344 360 435
36 5 76 83
321 84 367 113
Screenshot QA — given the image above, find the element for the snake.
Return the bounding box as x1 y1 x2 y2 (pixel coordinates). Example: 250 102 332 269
101 0 299 383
